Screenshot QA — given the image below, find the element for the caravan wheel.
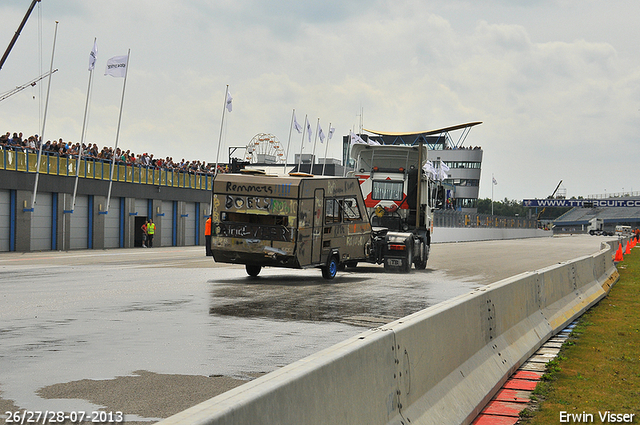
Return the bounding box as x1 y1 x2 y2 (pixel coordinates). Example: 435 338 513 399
322 256 339 280
246 264 262 277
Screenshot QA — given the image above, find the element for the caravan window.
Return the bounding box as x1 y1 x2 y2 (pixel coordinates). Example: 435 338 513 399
372 180 403 201
342 198 361 221
221 211 288 226
325 199 341 223
325 197 362 223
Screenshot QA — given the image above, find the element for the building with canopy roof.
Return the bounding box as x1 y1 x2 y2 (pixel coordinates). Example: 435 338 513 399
343 122 484 212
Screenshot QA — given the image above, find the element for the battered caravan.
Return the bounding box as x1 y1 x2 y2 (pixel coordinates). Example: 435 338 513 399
210 172 372 279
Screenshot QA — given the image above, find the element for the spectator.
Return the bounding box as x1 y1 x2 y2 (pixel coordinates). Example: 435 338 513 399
1 128 229 176
27 136 36 152
141 220 148 248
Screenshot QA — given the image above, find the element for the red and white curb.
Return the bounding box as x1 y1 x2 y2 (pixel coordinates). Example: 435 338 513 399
472 322 576 425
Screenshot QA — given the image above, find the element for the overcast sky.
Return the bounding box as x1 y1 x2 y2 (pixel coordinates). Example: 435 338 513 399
1 0 639 201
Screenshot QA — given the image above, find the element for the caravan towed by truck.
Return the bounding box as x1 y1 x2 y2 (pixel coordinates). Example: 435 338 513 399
209 141 443 279
210 172 372 279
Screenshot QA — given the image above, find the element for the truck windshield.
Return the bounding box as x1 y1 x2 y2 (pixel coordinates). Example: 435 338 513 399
372 180 403 201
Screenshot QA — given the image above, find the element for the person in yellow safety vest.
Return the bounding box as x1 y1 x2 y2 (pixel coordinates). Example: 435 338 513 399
147 219 156 247
205 216 212 256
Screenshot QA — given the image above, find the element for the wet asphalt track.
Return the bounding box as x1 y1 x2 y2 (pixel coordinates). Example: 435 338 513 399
0 235 616 423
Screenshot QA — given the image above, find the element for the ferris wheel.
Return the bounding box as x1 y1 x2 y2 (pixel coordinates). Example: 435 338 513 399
244 133 286 164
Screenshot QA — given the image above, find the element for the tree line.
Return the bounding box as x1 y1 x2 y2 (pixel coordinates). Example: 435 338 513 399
476 198 572 220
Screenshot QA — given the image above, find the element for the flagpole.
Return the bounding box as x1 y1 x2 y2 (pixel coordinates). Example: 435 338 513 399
106 49 130 214
310 118 320 175
344 130 352 177
31 21 59 211
72 37 96 213
283 109 295 175
214 85 229 176
321 122 331 176
297 114 307 172
491 173 494 216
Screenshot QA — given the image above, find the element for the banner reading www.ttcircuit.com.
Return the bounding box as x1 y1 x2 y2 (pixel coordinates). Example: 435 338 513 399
522 199 640 208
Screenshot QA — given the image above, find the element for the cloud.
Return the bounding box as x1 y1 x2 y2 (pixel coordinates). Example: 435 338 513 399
2 0 640 200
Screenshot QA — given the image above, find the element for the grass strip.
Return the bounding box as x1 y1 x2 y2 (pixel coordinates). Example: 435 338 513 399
521 246 640 423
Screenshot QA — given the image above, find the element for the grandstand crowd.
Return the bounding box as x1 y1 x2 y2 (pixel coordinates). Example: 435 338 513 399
0 131 230 174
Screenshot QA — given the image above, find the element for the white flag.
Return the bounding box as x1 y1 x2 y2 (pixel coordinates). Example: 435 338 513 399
349 130 367 145
492 177 498 185
439 160 450 181
293 113 302 133
422 160 437 179
368 137 381 146
226 91 233 112
319 125 325 143
328 127 335 140
306 118 312 143
89 40 98 71
104 55 128 78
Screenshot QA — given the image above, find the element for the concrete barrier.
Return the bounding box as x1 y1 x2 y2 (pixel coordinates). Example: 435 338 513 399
157 328 401 424
157 242 619 425
432 227 552 243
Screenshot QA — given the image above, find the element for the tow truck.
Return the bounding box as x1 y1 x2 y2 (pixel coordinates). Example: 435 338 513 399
348 143 436 273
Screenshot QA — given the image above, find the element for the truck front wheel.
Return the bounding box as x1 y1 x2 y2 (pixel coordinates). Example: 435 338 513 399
414 240 428 270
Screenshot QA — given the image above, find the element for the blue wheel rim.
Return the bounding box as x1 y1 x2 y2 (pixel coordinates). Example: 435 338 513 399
329 260 337 277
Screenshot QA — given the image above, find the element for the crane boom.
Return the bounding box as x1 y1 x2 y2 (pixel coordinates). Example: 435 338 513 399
0 0 42 72
536 180 564 220
0 68 57 102
550 180 563 198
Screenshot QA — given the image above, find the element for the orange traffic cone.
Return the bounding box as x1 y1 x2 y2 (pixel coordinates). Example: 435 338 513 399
625 241 631 255
614 243 624 262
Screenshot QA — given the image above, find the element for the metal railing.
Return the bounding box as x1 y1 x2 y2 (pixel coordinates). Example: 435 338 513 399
585 191 640 199
434 209 538 229
0 147 214 191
